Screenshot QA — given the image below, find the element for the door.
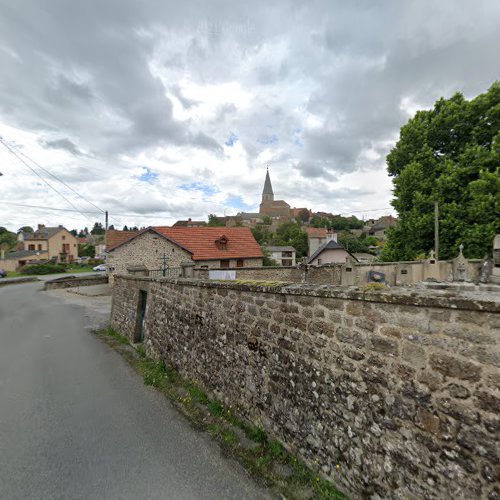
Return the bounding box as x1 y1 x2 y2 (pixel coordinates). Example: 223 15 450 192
136 290 148 342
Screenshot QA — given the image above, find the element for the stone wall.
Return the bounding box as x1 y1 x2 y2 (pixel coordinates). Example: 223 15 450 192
194 265 303 282
44 274 108 290
193 258 484 287
111 276 500 499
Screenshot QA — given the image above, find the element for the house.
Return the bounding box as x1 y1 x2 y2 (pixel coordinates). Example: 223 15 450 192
307 239 358 265
106 226 264 283
363 215 398 240
17 224 78 263
306 227 338 256
265 246 296 266
172 218 207 228
0 249 49 272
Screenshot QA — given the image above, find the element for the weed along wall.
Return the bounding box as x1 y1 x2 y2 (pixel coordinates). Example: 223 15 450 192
111 275 500 499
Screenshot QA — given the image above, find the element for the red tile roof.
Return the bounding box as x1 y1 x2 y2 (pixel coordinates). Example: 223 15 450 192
105 229 138 251
155 227 263 261
107 226 264 261
306 227 328 238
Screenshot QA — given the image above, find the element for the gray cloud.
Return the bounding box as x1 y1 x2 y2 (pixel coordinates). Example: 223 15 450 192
0 0 499 229
40 138 86 156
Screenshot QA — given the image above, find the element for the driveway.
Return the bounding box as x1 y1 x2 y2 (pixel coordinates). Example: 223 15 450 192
0 281 272 499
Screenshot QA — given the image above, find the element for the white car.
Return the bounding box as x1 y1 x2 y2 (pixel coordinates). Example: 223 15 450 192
93 264 107 272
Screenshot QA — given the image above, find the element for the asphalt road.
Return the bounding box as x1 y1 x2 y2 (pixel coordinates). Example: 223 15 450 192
0 282 272 500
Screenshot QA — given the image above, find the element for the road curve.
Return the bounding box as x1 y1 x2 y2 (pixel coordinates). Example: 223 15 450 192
0 282 272 500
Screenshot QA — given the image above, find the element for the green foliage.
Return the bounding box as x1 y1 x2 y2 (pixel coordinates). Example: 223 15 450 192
78 243 95 258
337 232 372 253
90 222 105 235
272 221 308 258
311 215 363 230
297 208 310 222
262 215 272 225
207 214 225 227
19 263 67 275
19 226 33 233
251 224 272 245
262 247 280 266
384 82 500 261
0 227 16 250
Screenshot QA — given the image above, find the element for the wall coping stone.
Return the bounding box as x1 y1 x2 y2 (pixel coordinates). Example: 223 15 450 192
114 274 500 312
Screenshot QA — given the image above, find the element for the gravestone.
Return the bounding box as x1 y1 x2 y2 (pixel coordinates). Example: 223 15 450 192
452 244 468 282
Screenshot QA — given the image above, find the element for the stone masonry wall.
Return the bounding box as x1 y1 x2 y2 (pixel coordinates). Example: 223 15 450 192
107 231 191 285
111 276 500 499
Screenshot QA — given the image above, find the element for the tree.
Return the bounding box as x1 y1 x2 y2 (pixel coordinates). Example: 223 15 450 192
382 82 500 261
108 224 115 230
297 209 310 223
122 225 129 231
78 243 95 258
272 221 308 258
69 229 78 236
19 226 33 234
207 214 225 227
91 222 105 235
251 225 272 245
262 215 272 225
0 227 16 250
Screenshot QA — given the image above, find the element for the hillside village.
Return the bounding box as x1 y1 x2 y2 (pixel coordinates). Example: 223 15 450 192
0 170 398 275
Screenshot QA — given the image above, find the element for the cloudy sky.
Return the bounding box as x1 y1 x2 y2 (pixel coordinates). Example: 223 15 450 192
0 0 499 232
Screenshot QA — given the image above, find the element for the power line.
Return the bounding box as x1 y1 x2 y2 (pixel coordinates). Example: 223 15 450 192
0 137 94 224
0 136 123 226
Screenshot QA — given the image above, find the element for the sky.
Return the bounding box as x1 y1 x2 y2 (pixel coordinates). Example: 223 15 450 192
0 0 499 232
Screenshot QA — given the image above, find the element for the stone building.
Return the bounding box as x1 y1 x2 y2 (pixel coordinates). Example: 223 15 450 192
106 226 264 283
259 169 292 218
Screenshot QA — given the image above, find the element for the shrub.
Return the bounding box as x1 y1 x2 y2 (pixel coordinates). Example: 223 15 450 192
20 263 67 275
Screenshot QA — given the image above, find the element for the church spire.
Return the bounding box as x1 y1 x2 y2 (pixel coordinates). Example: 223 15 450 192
262 167 274 199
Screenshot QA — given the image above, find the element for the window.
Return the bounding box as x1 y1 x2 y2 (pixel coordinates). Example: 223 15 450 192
317 258 322 265
282 251 292 257
38 244 42 250
62 235 66 240
236 259 244 268
28 244 35 251
282 259 292 266
215 236 228 250
220 260 230 268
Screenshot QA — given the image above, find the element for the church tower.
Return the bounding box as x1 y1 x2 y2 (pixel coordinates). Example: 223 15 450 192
262 168 274 203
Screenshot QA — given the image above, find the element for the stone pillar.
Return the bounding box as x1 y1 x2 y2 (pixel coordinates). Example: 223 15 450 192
181 261 195 278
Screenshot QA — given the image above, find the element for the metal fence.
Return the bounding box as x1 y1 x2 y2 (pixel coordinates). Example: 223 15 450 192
149 267 182 279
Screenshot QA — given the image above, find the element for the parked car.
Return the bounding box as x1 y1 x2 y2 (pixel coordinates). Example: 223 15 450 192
93 264 106 272
0 268 6 278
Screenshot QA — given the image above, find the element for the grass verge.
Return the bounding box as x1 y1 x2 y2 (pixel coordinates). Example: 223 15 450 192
94 327 347 500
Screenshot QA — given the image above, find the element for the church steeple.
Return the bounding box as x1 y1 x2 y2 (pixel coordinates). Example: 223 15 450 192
262 168 274 202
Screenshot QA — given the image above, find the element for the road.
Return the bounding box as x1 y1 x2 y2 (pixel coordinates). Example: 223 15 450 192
0 282 272 500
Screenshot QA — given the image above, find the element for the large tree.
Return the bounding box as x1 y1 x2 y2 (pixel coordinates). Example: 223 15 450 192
382 82 500 261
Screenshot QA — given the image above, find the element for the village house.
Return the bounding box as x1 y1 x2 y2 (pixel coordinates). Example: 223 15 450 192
172 218 207 228
264 245 296 266
306 227 338 256
106 226 264 283
307 238 357 265
18 224 77 263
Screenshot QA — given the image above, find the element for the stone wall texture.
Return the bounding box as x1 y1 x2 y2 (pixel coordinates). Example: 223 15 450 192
107 231 192 285
111 276 500 499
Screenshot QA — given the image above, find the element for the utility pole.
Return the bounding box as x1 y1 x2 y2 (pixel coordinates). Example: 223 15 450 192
105 211 109 231
434 201 439 260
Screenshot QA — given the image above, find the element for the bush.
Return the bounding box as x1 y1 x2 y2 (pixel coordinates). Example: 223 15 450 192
20 263 67 275
88 258 104 266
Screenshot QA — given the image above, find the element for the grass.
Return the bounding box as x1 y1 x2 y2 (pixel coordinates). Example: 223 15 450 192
6 265 95 278
94 327 348 500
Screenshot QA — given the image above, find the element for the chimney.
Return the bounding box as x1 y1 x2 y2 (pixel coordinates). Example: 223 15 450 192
326 229 338 243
